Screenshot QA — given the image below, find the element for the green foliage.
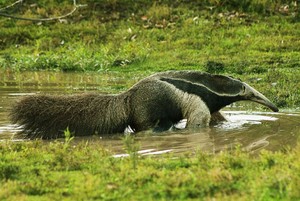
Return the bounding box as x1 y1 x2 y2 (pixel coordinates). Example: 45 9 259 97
122 134 140 169
64 127 74 146
204 61 225 74
0 140 300 200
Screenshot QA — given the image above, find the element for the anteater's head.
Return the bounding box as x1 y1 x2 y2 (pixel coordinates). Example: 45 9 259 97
158 71 279 113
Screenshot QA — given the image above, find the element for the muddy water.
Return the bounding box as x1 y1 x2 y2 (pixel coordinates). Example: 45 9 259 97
1 70 300 156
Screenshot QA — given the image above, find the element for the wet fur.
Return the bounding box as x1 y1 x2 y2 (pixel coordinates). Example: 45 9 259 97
11 93 131 138
11 71 244 139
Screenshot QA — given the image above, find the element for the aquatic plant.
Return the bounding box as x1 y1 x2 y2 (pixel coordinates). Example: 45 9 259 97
64 127 74 147
122 134 140 170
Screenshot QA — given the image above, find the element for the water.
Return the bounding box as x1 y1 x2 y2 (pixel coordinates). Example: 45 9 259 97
1 70 300 156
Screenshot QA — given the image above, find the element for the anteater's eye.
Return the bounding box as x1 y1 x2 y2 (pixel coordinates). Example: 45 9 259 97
242 85 246 92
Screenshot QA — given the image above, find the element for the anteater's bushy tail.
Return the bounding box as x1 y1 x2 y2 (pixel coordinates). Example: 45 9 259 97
10 93 130 139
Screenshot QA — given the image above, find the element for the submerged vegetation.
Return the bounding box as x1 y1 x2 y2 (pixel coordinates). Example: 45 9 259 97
1 0 300 200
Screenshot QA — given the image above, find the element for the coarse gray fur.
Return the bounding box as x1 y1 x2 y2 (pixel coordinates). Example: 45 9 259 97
10 70 278 139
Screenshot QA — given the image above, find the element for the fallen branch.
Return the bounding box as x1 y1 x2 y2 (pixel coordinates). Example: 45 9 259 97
0 0 86 21
0 0 23 11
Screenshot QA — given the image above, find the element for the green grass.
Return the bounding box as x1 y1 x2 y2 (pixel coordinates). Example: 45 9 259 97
0 139 300 200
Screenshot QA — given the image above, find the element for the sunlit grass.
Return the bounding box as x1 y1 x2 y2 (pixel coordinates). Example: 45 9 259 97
0 139 300 200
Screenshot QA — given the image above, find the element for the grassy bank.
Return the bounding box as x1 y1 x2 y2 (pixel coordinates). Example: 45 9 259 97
0 138 300 200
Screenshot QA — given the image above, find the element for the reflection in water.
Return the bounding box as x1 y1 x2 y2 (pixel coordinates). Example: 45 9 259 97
114 149 173 158
0 70 300 156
